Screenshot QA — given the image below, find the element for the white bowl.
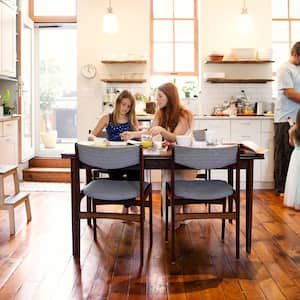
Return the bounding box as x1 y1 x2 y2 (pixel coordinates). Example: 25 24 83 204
176 135 192 146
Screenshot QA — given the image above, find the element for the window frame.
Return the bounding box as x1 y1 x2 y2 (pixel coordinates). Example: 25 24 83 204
150 0 198 76
28 0 77 23
272 0 300 75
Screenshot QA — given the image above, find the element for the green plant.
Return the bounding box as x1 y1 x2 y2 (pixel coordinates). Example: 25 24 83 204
39 58 62 132
0 90 15 115
182 81 196 98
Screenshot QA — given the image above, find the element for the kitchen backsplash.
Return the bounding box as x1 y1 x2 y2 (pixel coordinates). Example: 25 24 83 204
198 82 274 116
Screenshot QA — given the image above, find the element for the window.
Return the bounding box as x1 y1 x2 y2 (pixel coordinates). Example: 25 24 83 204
29 0 77 22
272 0 300 73
150 0 198 76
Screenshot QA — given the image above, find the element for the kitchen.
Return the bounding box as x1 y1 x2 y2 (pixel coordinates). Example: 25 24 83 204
1 0 300 298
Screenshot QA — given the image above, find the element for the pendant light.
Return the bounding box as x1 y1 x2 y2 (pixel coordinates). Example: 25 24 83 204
102 0 119 34
238 0 252 33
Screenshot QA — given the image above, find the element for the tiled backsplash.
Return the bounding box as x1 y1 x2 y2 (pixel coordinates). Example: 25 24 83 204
198 82 273 115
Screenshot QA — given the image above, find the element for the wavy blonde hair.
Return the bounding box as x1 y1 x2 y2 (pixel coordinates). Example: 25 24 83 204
112 90 137 129
156 82 192 132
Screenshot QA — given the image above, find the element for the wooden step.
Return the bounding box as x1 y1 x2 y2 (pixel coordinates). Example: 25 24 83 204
23 167 71 183
28 157 70 168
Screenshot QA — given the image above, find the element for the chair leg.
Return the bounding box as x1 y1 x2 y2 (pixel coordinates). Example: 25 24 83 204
8 207 15 235
87 196 92 226
25 196 32 222
149 192 153 247
236 198 240 259
165 187 169 242
221 199 226 241
171 203 176 263
140 206 144 266
93 200 97 241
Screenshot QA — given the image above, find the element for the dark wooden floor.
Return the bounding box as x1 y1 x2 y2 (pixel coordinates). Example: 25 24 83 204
0 188 300 299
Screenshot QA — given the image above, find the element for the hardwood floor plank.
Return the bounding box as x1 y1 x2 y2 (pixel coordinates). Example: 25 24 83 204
0 190 300 300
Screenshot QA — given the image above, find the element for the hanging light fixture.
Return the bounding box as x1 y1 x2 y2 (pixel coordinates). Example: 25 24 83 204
102 0 119 34
238 0 252 33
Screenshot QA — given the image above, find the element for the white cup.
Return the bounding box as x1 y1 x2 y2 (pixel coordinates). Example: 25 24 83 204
0 106 3 117
205 130 216 145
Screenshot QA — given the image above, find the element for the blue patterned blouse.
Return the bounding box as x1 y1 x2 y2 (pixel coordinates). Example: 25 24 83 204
106 114 131 141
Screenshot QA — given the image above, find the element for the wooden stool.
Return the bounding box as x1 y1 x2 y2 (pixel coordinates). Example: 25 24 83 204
0 165 32 235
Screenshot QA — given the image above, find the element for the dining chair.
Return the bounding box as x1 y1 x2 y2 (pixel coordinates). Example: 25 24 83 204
74 143 152 265
165 144 240 262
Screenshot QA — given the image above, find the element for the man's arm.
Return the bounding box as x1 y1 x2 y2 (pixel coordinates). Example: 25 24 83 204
284 88 300 104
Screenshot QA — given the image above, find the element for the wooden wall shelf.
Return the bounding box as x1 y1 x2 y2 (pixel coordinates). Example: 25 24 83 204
206 78 274 84
205 60 274 64
101 60 147 64
101 79 147 83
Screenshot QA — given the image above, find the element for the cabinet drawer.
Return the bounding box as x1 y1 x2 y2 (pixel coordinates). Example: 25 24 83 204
261 119 274 133
197 119 231 141
1 120 17 137
231 120 260 141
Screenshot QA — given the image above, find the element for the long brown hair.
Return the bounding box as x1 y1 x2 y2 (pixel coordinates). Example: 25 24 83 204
112 90 137 129
156 82 192 132
294 108 300 145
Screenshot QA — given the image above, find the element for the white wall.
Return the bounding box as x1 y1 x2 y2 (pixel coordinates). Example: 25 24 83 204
77 0 272 139
77 0 150 140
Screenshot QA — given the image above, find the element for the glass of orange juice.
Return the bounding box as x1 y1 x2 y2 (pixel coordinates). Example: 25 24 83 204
141 134 153 148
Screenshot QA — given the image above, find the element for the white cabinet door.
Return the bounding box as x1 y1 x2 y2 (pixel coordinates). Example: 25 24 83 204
195 119 231 141
0 119 18 165
231 119 262 183
0 2 16 77
260 119 274 184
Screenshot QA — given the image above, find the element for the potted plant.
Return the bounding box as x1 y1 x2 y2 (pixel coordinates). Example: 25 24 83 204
39 59 61 148
40 88 58 148
0 90 15 115
182 81 197 98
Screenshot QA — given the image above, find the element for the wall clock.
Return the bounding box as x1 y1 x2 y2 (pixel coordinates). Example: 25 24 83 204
81 64 97 79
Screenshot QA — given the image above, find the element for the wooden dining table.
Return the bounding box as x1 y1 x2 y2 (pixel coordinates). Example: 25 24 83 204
62 143 264 257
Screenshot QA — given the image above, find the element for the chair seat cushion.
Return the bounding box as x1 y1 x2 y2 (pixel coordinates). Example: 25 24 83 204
83 180 150 201
173 180 233 200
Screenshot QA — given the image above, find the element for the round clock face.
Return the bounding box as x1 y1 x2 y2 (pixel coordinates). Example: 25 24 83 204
81 64 97 79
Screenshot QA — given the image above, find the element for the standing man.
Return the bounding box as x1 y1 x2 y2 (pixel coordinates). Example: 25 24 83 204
274 41 300 195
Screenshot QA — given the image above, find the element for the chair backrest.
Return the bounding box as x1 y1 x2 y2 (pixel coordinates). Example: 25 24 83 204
75 143 140 170
174 144 239 170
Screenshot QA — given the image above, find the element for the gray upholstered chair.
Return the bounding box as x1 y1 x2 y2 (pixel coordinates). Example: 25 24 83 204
75 143 152 265
166 144 240 262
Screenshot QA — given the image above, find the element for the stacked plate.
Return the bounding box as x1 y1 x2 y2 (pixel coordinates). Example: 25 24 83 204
257 48 273 60
230 48 256 60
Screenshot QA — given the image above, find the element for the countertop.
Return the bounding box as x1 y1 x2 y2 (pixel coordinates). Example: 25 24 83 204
137 114 274 121
0 115 20 122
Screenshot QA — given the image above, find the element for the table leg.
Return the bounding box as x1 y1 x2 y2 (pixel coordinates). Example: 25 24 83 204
71 158 80 258
245 159 253 253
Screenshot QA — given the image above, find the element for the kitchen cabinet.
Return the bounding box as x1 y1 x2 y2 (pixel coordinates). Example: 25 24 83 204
0 0 17 78
204 60 273 84
194 117 274 188
0 118 18 165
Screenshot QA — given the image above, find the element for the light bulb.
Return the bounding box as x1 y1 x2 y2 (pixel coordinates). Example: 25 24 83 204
238 11 252 33
102 11 119 34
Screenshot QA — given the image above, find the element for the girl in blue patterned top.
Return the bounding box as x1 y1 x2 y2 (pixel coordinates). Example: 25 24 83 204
89 90 138 141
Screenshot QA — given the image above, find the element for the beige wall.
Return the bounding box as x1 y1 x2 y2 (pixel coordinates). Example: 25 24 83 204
77 0 272 140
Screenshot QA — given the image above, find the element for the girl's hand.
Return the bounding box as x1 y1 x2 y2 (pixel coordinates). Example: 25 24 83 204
120 131 135 141
149 126 163 136
88 135 95 141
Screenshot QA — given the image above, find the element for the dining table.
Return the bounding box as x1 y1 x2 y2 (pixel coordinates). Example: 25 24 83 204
62 143 264 258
